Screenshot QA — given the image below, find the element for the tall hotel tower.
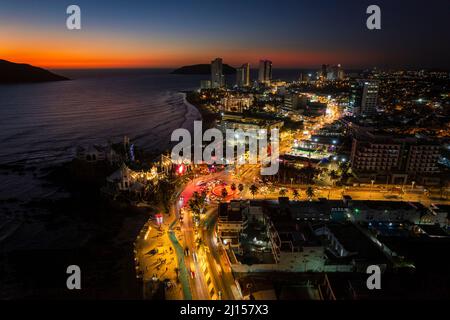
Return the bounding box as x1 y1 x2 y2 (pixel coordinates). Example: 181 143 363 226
236 63 250 87
211 57 225 88
258 60 272 85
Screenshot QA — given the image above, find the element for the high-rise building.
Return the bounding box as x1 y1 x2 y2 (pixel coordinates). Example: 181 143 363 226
350 130 441 184
320 64 329 80
321 64 345 81
349 80 379 116
284 94 307 111
211 57 224 88
326 64 345 81
299 73 311 83
236 63 250 87
258 60 272 85
336 65 345 80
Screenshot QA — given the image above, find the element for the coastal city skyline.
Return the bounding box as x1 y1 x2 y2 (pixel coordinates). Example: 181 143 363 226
1 0 449 69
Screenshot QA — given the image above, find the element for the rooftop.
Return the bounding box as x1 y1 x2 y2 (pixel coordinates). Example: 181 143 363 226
218 201 244 222
317 222 390 265
349 200 427 213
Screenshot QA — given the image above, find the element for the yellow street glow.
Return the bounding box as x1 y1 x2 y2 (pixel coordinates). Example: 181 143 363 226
144 227 151 240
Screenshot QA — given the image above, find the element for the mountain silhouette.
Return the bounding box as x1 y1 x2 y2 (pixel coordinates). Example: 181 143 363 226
171 63 236 75
0 59 69 83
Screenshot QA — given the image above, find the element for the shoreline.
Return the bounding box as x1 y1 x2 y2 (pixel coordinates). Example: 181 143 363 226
180 90 219 130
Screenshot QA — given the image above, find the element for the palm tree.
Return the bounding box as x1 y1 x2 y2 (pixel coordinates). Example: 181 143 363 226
238 183 244 193
306 186 315 200
292 189 300 200
329 170 340 186
330 169 339 179
339 162 352 184
188 191 207 215
339 161 350 173
249 184 258 199
298 165 318 185
221 187 228 198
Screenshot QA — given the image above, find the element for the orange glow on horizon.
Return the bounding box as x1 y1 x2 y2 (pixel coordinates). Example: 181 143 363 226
0 24 382 69
1 49 381 69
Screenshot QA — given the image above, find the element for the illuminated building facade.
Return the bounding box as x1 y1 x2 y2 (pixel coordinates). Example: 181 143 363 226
349 80 379 116
211 57 225 88
258 60 272 85
351 130 441 184
236 63 250 87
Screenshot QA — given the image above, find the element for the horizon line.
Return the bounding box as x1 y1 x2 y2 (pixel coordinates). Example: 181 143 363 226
3 58 448 72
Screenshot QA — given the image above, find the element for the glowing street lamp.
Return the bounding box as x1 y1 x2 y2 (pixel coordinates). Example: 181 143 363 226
144 226 152 240
155 213 163 226
370 180 375 199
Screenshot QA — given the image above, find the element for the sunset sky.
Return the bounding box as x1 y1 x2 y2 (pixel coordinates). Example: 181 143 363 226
1 0 449 69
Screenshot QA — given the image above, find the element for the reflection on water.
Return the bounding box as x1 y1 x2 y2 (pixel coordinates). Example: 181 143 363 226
0 70 203 167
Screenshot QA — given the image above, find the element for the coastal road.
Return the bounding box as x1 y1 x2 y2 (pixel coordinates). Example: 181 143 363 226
201 206 239 300
237 183 450 206
177 171 243 300
180 202 210 300
178 174 223 300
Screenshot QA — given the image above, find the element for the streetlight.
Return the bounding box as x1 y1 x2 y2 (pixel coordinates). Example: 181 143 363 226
411 181 415 190
422 188 429 204
371 180 375 199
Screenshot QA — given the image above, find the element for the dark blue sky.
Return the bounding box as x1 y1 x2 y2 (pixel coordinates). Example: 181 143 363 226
1 0 449 68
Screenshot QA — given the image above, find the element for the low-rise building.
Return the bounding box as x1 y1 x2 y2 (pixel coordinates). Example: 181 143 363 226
314 223 389 273
106 163 135 191
220 95 252 113
217 201 248 251
76 144 121 164
218 114 284 133
222 198 432 276
106 163 160 195
348 200 427 224
424 204 449 228
200 80 212 90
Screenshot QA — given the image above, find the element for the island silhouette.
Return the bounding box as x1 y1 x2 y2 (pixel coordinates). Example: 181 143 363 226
0 59 68 83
